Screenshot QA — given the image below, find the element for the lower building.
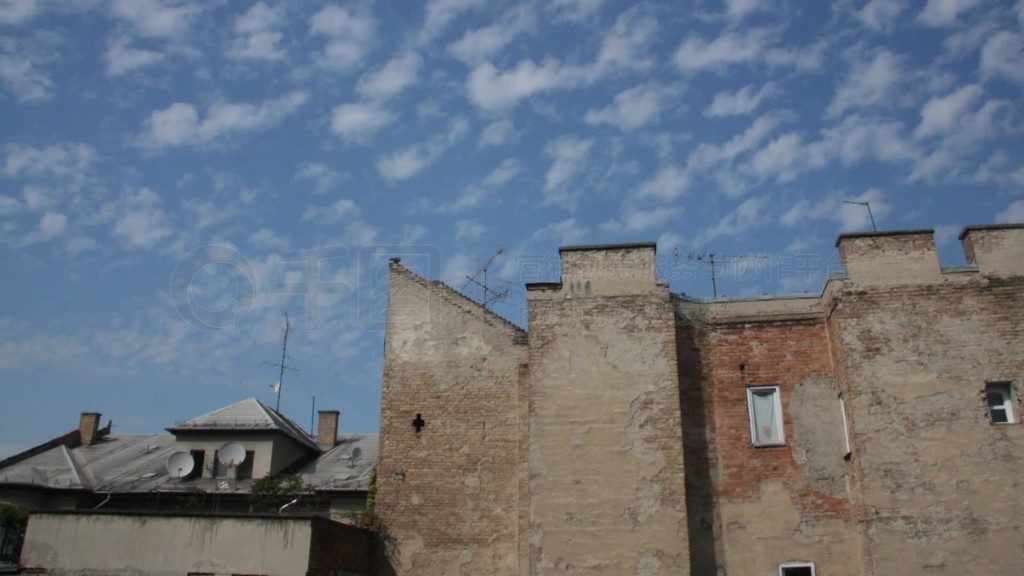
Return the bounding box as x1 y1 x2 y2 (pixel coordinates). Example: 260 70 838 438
374 224 1024 576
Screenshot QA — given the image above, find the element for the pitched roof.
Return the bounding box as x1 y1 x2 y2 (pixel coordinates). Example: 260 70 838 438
168 398 319 451
297 434 379 493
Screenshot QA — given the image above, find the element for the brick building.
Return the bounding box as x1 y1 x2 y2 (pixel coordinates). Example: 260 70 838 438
374 224 1024 576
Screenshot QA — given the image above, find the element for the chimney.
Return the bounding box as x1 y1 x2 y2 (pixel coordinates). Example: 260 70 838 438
79 412 101 447
317 410 340 448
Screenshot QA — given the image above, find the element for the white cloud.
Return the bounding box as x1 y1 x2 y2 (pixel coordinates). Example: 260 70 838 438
980 31 1024 85
856 0 908 32
550 0 604 22
529 217 588 246
300 199 377 245
704 83 777 117
139 91 309 148
330 102 395 142
724 0 764 21
601 206 683 233
0 195 20 215
543 136 593 209
455 219 487 240
827 48 904 117
995 200 1024 224
417 0 484 46
635 165 689 201
447 5 534 65
585 83 680 131
0 36 54 102
105 37 164 76
441 252 474 285
21 210 67 245
376 118 468 181
0 0 41 25
781 189 890 231
590 6 658 77
696 196 767 246
111 188 172 249
917 0 983 27
227 2 286 61
110 0 202 38
467 59 576 111
302 199 358 223
294 163 346 194
356 52 421 100
3 142 96 181
674 29 821 74
429 158 522 213
478 119 514 148
915 83 982 139
310 5 375 71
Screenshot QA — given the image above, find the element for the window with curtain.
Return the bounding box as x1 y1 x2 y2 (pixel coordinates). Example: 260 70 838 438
747 385 784 446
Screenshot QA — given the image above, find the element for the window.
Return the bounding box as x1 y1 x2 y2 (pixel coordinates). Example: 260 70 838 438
985 382 1016 424
186 450 204 480
779 562 815 576
237 450 255 480
747 385 784 446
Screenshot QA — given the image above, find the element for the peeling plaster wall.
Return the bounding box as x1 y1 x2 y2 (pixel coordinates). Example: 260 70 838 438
678 307 861 576
526 245 689 576
830 278 1024 574
376 263 527 576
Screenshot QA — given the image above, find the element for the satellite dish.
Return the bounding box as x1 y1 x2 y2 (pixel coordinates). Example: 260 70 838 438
348 447 362 467
218 442 246 466
166 452 195 478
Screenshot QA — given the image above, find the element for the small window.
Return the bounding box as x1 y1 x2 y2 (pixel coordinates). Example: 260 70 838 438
237 450 255 480
779 562 815 576
747 385 784 446
186 450 204 480
985 382 1016 424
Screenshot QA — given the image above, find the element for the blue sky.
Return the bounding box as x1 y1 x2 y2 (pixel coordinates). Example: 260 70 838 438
1 0 1022 457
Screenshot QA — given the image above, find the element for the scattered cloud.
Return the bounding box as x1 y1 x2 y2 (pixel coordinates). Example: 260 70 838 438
455 219 487 240
695 196 767 246
467 59 576 111
995 200 1024 224
781 188 890 231
543 135 593 209
635 164 689 201
110 0 202 39
110 187 172 249
3 142 96 182
376 117 468 181
21 210 67 246
674 29 821 74
105 37 164 76
980 31 1024 85
723 0 766 22
704 83 777 117
917 0 983 27
550 0 604 22
478 119 514 148
915 83 982 139
0 35 55 102
227 1 286 62
417 0 485 46
0 0 41 26
827 48 904 117
856 0 908 32
529 217 588 245
309 4 375 71
356 52 421 100
585 82 680 131
138 91 309 148
447 4 535 65
330 102 395 142
601 206 683 233
301 198 378 245
428 158 522 213
294 163 347 194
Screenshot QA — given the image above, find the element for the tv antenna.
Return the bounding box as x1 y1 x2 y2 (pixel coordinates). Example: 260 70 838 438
674 249 770 298
842 200 878 232
461 247 510 309
263 313 299 411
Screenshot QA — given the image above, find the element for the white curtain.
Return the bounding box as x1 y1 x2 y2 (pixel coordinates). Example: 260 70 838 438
751 389 778 443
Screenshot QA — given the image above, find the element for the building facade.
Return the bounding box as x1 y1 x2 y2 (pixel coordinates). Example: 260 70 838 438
374 224 1024 576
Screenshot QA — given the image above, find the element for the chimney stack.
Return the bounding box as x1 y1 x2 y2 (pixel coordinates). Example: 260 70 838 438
79 412 101 447
317 410 340 448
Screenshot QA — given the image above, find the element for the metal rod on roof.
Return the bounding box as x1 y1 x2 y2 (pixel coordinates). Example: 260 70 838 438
276 313 290 411
843 200 878 232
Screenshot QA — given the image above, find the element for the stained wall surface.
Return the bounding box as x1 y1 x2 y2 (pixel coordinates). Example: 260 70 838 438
376 262 527 576
526 245 690 575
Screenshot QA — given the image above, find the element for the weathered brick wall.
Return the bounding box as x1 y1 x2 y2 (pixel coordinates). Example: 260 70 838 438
677 298 862 576
375 262 527 576
526 245 689 576
830 228 1024 574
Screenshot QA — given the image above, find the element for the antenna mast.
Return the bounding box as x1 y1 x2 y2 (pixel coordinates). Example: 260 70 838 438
461 247 509 309
675 249 769 298
263 313 296 411
842 200 878 232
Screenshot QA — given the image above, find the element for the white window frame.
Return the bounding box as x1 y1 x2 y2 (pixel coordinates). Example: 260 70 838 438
747 385 785 447
838 393 851 456
985 382 1016 425
779 562 816 576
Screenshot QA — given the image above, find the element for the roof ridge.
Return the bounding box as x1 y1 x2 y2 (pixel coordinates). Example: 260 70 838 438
392 262 527 336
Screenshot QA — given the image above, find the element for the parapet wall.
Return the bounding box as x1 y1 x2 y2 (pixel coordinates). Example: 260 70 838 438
960 224 1024 277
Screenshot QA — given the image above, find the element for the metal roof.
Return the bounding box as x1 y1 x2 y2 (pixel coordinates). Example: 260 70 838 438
167 398 320 451
0 433 376 496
